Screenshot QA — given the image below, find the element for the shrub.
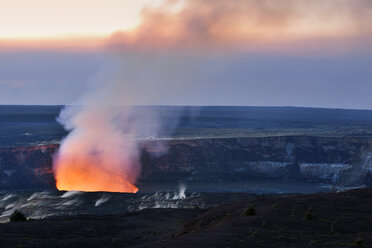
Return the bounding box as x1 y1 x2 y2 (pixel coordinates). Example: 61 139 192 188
353 238 365 247
10 210 26 222
244 205 256 216
271 202 279 208
304 212 315 220
251 230 258 238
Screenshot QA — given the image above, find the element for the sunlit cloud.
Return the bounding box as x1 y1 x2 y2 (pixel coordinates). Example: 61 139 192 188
105 0 372 52
0 36 105 52
1 0 372 52
0 0 164 39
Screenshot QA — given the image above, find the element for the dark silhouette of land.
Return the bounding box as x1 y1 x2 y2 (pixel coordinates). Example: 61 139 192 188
1 187 372 248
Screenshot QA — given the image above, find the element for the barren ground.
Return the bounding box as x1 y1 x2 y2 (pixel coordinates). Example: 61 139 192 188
1 188 372 247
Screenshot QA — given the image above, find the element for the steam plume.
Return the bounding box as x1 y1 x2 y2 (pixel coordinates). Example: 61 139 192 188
54 106 140 192
52 0 372 192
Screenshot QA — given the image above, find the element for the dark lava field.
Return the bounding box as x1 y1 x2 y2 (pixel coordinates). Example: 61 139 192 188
1 188 372 248
2 106 372 247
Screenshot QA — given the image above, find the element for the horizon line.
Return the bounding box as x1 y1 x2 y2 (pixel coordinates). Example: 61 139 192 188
1 104 372 112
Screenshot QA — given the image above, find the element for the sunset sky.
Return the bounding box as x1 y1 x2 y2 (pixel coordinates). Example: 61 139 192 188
0 0 163 39
1 0 372 108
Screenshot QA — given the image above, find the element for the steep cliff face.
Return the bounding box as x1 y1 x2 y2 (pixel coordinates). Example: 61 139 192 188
140 136 372 185
0 145 56 189
0 136 371 190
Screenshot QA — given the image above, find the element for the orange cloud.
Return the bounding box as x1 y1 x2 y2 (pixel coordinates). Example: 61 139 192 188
1 0 372 53
105 0 372 52
0 36 105 52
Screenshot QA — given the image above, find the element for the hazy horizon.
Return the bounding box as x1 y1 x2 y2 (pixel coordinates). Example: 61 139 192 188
2 104 372 112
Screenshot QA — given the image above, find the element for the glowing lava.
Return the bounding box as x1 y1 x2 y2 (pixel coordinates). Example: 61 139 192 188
52 101 141 193
54 153 138 193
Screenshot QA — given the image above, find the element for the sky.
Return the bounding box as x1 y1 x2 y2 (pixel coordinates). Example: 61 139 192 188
0 0 164 38
0 0 372 109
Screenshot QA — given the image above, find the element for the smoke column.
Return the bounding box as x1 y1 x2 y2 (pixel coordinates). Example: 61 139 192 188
54 104 140 192
52 49 177 193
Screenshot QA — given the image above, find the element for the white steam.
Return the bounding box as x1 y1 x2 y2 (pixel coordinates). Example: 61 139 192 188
53 55 181 192
173 184 187 200
95 194 111 207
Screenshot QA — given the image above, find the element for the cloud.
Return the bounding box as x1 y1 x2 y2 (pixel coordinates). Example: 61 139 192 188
0 37 104 52
1 0 371 53
106 0 372 52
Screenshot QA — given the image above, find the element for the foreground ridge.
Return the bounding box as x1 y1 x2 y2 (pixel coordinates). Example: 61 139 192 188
1 188 372 248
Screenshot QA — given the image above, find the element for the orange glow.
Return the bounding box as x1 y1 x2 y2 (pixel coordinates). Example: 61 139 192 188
0 37 105 52
54 154 138 193
53 106 141 194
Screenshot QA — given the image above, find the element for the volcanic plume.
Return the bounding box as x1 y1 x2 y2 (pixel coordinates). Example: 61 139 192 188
53 105 141 193
52 0 372 193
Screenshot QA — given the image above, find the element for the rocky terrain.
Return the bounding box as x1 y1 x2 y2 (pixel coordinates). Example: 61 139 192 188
1 106 372 247
1 136 372 190
1 187 372 248
0 145 56 189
